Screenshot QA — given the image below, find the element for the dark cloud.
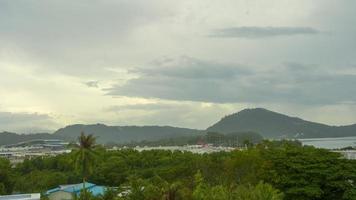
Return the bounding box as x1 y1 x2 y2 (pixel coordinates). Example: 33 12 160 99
85 81 99 88
105 57 253 103
211 26 319 38
106 57 356 105
0 0 173 77
0 112 57 133
105 103 178 112
128 56 252 80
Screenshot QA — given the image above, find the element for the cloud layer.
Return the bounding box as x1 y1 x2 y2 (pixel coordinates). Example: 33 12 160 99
0 112 57 133
211 26 319 38
0 0 175 77
1 0 356 131
106 57 356 105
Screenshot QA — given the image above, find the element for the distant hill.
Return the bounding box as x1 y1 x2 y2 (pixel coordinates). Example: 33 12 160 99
0 132 63 146
53 124 202 144
2 108 356 146
207 108 356 139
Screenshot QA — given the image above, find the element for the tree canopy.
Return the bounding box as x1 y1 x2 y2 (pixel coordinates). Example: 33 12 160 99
1 140 356 200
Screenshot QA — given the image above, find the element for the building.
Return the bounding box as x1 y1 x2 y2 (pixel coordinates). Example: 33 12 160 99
131 144 235 154
5 139 69 150
45 182 107 200
0 193 40 200
333 150 356 159
0 139 71 165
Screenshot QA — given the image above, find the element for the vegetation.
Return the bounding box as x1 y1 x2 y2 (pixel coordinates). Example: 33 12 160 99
0 131 62 146
1 140 356 199
74 132 97 198
0 158 14 195
208 108 356 138
54 124 201 144
4 108 356 148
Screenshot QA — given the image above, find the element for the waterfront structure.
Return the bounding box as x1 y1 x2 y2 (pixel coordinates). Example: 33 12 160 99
0 193 40 200
45 182 107 200
115 144 237 154
0 139 71 164
5 139 69 150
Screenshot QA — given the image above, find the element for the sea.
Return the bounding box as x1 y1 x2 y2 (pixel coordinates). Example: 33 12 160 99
298 136 356 149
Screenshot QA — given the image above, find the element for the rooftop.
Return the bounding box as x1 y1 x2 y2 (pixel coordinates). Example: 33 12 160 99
46 182 106 196
0 193 40 200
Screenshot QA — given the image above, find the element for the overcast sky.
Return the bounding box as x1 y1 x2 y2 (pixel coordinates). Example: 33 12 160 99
1 0 356 133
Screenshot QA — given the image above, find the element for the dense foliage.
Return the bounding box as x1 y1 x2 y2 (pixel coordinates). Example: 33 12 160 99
1 140 356 199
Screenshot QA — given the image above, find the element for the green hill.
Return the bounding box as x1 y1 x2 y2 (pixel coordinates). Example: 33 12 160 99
53 124 202 144
2 108 356 146
207 108 356 139
0 132 63 146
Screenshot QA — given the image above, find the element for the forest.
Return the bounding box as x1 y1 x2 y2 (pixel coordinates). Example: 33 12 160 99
1 139 356 200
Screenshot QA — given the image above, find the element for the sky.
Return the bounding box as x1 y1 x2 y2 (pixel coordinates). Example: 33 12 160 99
1 0 356 133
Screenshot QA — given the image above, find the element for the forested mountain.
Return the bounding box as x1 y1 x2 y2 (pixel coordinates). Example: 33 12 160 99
0 125 202 146
2 108 356 146
53 124 202 144
0 132 63 146
208 108 356 139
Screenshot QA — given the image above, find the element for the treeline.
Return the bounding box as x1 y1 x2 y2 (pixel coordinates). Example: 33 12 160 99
117 131 263 148
1 140 356 199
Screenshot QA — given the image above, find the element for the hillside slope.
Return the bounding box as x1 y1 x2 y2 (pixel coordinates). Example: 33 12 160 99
2 108 356 146
0 132 63 146
207 108 356 139
53 124 202 144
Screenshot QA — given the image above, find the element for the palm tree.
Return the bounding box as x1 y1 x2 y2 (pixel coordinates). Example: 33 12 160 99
74 132 97 199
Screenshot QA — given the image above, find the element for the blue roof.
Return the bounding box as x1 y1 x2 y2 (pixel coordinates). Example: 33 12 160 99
46 182 107 196
85 186 106 196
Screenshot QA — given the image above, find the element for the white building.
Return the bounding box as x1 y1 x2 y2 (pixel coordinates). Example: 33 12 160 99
333 150 356 160
132 144 236 154
0 193 40 200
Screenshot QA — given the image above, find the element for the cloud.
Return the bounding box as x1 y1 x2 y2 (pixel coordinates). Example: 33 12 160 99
0 111 58 133
85 81 99 88
0 0 175 77
211 26 319 38
103 101 246 128
1 0 356 130
106 57 356 105
105 56 253 103
105 103 178 112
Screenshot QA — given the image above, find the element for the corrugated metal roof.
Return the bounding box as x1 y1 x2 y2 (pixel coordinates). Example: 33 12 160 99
46 182 106 196
0 193 40 200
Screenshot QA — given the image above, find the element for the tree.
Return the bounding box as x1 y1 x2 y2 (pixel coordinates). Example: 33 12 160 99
98 188 118 200
93 156 128 186
122 177 147 200
224 149 264 185
192 170 230 200
14 170 67 193
259 142 356 200
74 132 97 199
0 183 6 195
234 182 283 200
0 157 15 194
